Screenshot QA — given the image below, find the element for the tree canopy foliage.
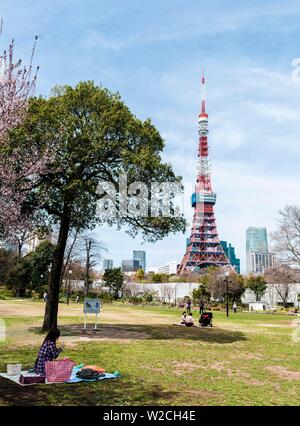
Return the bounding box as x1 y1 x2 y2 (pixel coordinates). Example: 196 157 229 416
7 81 186 329
102 267 124 299
245 275 267 302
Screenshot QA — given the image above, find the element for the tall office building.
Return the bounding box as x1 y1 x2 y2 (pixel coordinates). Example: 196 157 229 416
246 227 274 274
220 241 240 273
122 259 140 273
247 251 275 274
246 227 268 253
133 250 146 271
103 259 113 271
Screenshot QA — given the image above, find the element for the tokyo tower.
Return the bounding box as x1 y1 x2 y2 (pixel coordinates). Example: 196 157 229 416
177 72 232 274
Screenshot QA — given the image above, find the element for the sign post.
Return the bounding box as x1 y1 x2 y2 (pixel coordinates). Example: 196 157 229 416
83 298 101 332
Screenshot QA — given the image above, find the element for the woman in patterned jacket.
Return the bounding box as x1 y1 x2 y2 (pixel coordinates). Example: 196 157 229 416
35 328 64 375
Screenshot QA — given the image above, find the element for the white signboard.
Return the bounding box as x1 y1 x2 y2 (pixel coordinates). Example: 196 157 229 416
84 298 101 314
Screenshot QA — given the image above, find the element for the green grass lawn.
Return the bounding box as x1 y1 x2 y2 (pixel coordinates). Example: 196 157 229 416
0 301 299 406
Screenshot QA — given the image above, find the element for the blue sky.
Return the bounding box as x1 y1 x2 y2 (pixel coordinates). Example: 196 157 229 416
1 0 300 272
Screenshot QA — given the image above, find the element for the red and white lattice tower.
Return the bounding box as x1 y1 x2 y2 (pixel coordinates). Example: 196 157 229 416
177 71 232 274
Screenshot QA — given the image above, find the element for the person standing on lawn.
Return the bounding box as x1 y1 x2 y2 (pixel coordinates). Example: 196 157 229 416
34 328 64 375
199 299 205 314
233 302 237 314
186 299 191 314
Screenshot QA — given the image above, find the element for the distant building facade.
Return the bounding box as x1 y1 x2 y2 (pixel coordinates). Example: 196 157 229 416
133 250 146 271
247 250 275 274
103 259 113 271
157 260 178 275
220 241 240 273
246 227 274 274
146 267 159 274
24 231 53 256
122 259 140 273
246 227 268 253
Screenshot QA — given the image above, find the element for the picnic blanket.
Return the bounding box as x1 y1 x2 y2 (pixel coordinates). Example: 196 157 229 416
0 364 121 386
67 364 121 383
173 322 198 327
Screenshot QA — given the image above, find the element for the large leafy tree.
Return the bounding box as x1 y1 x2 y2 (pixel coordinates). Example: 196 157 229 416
103 267 124 299
9 81 186 330
6 257 32 297
135 268 145 283
0 248 16 284
192 283 211 303
245 275 267 302
228 272 245 303
30 240 55 291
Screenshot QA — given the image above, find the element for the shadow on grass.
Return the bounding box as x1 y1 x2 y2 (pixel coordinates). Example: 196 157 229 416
29 323 247 344
0 376 178 406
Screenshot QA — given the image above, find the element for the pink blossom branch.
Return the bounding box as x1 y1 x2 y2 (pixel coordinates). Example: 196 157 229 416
0 20 49 243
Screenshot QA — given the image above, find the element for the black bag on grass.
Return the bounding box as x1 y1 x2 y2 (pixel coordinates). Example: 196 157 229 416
76 368 100 380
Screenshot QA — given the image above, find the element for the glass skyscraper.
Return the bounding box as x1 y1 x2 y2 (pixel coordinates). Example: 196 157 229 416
133 250 146 271
122 259 140 272
246 227 274 274
246 227 268 253
103 259 113 271
220 241 240 273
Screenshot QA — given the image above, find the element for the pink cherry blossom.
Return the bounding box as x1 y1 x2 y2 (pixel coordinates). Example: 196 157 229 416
0 20 49 244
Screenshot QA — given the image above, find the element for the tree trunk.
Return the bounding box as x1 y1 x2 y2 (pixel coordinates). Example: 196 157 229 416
42 211 71 331
17 242 22 263
85 239 91 297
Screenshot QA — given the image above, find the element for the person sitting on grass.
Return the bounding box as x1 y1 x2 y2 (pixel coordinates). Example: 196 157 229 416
185 312 194 327
181 311 187 324
34 328 64 375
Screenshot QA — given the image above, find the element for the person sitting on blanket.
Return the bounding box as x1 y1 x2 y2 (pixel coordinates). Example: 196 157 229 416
185 313 194 327
34 328 64 375
181 311 187 324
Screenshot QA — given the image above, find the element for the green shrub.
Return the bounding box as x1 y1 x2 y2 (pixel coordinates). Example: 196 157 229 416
0 287 14 299
98 292 114 303
31 292 42 301
128 296 143 304
143 292 153 303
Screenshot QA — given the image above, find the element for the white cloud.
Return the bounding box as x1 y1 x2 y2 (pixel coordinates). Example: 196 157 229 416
243 101 300 122
211 118 246 149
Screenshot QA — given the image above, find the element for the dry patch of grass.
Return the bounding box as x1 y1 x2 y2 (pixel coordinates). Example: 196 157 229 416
266 366 300 380
256 323 293 328
171 361 202 376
